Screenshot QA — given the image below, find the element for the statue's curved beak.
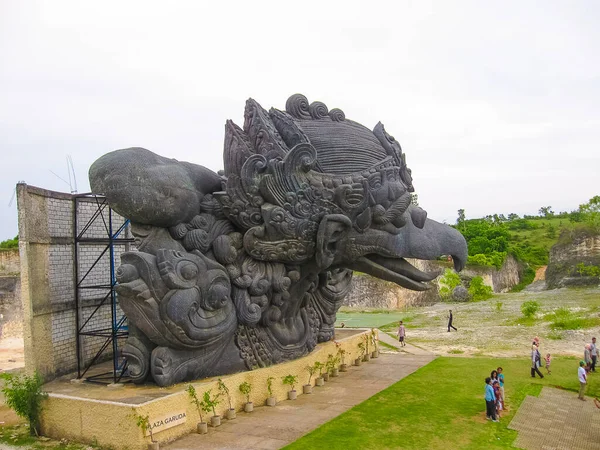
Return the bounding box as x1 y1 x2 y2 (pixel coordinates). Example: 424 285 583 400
345 206 468 291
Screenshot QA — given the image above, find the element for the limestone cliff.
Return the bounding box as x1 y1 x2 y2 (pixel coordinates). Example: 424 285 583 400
546 228 600 289
344 255 521 309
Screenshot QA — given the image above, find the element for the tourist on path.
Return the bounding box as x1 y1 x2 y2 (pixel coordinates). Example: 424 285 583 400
397 321 406 347
545 353 552 375
590 337 597 372
447 309 457 332
578 360 587 401
531 342 544 378
584 344 592 372
484 377 498 422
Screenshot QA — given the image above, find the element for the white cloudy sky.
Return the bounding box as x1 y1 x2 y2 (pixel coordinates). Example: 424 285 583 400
1 0 599 240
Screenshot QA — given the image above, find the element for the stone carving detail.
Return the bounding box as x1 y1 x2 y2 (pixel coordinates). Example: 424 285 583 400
89 94 468 386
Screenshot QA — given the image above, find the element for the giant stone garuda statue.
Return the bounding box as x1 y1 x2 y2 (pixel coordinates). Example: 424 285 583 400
89 94 468 386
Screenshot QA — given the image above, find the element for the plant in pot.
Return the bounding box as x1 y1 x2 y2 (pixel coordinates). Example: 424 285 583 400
362 335 371 362
303 364 317 394
239 381 253 412
202 390 221 427
217 378 236 420
186 384 208 434
282 374 299 400
330 354 341 377
338 348 348 372
314 362 325 386
265 376 276 406
322 355 332 381
133 410 158 450
355 342 365 366
371 328 379 358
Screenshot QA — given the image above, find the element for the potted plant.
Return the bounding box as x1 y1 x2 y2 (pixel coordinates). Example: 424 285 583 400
314 362 325 386
133 410 158 450
371 329 379 358
186 385 208 434
355 342 364 366
362 335 371 362
239 381 253 412
266 376 276 406
303 364 316 394
202 390 222 427
282 374 298 400
218 378 236 420
330 354 341 377
338 348 348 372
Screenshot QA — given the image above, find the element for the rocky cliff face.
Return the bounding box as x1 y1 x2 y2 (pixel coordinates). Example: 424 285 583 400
0 249 21 339
344 255 521 309
546 229 600 289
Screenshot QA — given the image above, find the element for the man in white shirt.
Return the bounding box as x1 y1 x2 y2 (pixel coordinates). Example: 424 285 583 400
578 360 587 401
590 337 597 372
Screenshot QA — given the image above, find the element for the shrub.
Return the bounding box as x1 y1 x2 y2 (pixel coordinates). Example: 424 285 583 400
439 269 462 300
1 372 47 436
494 301 503 312
574 263 600 277
521 300 540 318
468 276 493 301
511 266 536 292
0 235 18 250
238 381 252 403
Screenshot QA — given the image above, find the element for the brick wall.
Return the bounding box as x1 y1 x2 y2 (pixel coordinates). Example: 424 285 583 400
17 184 130 380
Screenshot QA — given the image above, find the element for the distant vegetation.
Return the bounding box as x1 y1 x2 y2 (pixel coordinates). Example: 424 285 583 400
0 235 18 250
454 196 599 290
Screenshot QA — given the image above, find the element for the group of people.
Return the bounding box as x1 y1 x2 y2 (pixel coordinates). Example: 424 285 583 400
484 367 505 422
530 336 550 378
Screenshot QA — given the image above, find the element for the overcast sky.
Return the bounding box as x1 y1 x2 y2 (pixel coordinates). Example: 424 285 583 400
1 1 599 240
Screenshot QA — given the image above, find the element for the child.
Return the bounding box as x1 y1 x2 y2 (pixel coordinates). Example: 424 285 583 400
493 380 502 418
545 353 552 375
397 321 406 347
497 367 505 405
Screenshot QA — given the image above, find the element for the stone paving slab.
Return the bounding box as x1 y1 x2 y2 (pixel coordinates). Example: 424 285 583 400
165 350 435 450
508 387 600 450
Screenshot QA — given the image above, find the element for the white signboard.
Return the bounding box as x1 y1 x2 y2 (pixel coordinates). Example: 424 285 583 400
145 411 187 436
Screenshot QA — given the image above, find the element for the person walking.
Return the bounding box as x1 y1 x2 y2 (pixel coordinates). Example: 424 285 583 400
531 343 544 378
584 344 592 372
397 321 406 347
590 337 597 372
578 360 587 401
484 377 498 422
447 309 457 332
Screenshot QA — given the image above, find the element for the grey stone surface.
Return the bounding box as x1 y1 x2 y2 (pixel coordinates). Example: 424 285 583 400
89 94 468 386
451 285 470 301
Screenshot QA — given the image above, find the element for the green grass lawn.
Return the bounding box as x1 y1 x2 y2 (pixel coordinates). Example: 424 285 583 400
335 311 410 328
285 356 600 450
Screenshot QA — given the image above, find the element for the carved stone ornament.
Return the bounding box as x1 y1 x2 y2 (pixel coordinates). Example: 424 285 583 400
89 94 468 386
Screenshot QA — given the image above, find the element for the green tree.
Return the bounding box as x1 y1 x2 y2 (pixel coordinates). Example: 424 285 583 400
578 195 600 231
0 235 18 249
1 371 47 435
538 206 554 217
468 276 493 301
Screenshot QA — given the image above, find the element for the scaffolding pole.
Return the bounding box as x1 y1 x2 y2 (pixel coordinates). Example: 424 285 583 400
73 193 134 384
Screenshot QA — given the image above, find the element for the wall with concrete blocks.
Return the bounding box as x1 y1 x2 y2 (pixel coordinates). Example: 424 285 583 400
17 184 130 380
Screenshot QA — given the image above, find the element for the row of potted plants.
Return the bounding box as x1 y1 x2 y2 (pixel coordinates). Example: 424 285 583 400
138 330 380 447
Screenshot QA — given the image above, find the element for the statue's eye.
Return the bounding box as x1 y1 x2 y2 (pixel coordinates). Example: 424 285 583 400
368 174 382 189
179 262 198 281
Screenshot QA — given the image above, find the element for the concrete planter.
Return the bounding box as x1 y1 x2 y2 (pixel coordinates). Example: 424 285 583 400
340 364 348 372
371 350 379 358
323 373 330 381
288 390 297 400
354 358 362 366
363 353 370 362
211 416 221 427
197 422 208 434
148 443 159 450
331 368 339 377
244 402 254 413
315 377 324 386
226 409 236 420
303 384 313 394
266 397 277 406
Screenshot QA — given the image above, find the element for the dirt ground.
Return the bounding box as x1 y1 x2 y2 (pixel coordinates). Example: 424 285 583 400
390 287 600 358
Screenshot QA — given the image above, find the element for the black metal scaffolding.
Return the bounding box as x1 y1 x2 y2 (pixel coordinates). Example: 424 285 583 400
73 193 134 384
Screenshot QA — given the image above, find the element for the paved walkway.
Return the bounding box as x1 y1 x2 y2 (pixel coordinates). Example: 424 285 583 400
165 333 435 450
508 387 600 450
